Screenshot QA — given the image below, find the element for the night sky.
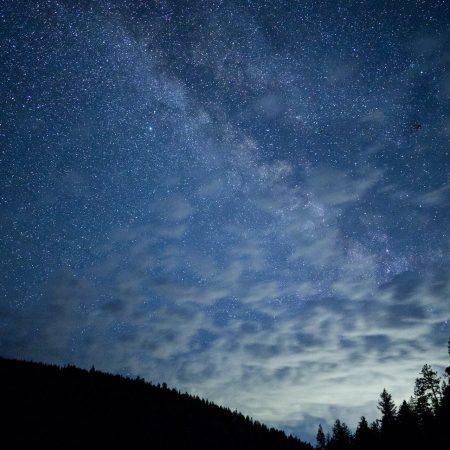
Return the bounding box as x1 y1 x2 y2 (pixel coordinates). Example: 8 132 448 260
1 0 450 442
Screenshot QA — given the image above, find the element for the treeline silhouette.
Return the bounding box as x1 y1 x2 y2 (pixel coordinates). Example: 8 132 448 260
0 356 312 450
315 339 450 450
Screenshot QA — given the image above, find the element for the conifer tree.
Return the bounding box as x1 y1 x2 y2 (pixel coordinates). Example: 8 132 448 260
413 374 434 427
378 389 396 430
328 419 351 450
354 416 372 450
397 400 415 428
315 424 326 450
415 364 442 411
369 420 380 433
397 400 420 448
377 389 397 449
446 338 450 376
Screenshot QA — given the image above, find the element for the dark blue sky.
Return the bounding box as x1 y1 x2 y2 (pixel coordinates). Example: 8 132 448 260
1 0 450 442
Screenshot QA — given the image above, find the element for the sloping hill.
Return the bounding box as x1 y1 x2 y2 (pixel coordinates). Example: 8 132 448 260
0 357 312 450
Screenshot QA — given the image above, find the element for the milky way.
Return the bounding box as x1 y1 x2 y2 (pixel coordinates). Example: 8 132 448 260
1 0 450 441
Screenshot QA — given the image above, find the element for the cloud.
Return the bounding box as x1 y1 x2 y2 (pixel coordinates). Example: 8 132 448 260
152 194 194 222
0 270 97 363
143 268 449 438
415 183 450 207
15 128 438 436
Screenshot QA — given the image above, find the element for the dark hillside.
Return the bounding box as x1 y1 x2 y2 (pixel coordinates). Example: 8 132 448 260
0 357 312 450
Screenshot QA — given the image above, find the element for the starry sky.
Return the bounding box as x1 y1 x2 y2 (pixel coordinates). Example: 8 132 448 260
1 0 450 442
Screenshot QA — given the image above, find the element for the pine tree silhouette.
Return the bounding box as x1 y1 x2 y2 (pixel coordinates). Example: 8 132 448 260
309 338 450 450
328 419 352 450
315 424 326 450
353 416 373 450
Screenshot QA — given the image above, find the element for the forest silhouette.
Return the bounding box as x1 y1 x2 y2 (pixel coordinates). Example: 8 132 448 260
1 356 312 450
1 339 449 449
315 339 450 450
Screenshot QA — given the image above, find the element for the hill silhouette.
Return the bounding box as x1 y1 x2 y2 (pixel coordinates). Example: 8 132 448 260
0 357 312 450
